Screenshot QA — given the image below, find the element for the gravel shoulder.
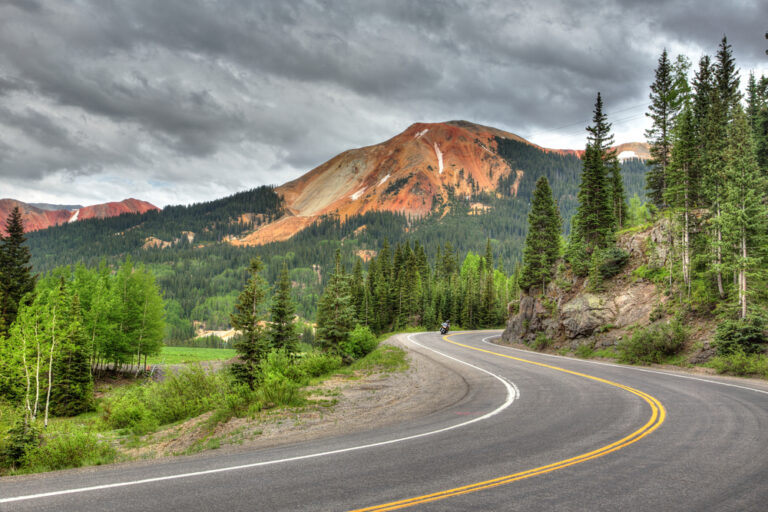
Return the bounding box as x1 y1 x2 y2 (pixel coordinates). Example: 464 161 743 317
127 333 469 460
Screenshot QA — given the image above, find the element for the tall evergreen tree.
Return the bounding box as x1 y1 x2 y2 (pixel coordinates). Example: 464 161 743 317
609 158 628 229
520 177 562 291
315 251 356 353
723 107 767 319
50 294 93 417
230 257 269 389
571 141 614 252
665 103 697 296
0 207 36 337
267 263 299 353
645 49 676 207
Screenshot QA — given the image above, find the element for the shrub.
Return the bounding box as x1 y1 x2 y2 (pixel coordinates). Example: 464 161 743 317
296 351 342 378
709 350 768 377
531 332 552 351
598 248 629 279
0 419 41 470
256 372 303 408
616 320 686 364
575 344 594 358
22 425 117 472
714 316 768 356
101 365 228 433
340 325 378 360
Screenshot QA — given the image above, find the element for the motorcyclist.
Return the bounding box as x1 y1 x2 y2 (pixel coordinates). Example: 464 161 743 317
440 320 450 334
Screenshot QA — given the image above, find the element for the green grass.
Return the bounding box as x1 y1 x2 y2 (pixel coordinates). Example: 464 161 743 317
147 346 237 365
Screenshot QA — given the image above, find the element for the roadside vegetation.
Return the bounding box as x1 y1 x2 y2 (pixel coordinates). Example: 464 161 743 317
512 36 768 378
0 216 410 475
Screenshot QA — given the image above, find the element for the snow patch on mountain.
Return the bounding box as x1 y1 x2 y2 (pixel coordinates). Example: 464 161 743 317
68 209 80 223
378 174 391 186
617 150 638 162
414 129 429 139
433 143 444 174
350 187 366 200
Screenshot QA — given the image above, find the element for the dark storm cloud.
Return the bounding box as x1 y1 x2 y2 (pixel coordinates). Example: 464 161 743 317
0 0 764 206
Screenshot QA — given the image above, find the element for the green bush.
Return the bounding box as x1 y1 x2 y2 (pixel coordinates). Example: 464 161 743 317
714 316 768 355
575 344 594 358
102 395 158 435
0 419 41 470
296 351 342 378
632 265 669 284
21 425 117 473
101 366 229 433
340 325 378 359
616 320 686 364
256 372 303 408
531 332 552 351
598 248 629 279
709 350 768 377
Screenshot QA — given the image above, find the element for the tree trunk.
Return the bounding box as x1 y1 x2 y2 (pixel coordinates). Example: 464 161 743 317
44 305 56 428
741 229 747 319
683 169 691 298
716 203 724 299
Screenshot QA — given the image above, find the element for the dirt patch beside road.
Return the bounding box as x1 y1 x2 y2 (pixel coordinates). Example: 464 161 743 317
127 333 468 459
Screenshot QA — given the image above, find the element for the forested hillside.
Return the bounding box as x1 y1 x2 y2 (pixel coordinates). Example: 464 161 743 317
24 138 648 343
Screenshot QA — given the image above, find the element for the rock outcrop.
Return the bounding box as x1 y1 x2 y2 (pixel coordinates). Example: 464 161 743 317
501 222 671 349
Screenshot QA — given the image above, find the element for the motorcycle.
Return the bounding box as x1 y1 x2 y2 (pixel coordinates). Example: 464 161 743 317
439 322 449 335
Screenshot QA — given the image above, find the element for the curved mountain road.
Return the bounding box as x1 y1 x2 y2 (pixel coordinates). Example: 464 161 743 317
3 331 768 511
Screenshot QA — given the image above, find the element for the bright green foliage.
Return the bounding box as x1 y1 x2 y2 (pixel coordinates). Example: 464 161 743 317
616 320 686 364
230 257 269 390
315 251 356 353
268 264 299 353
520 177 561 292
340 325 378 360
714 316 768 355
0 207 36 338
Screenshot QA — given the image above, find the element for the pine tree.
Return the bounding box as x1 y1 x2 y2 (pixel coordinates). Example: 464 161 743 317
723 107 767 319
571 140 613 252
0 206 36 337
665 104 697 296
609 158 627 229
268 263 299 353
520 177 561 292
230 257 269 389
50 294 93 416
645 49 676 207
315 251 356 353
691 55 714 206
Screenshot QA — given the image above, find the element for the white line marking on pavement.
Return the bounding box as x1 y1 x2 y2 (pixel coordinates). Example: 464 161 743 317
2 332 518 504
481 335 768 396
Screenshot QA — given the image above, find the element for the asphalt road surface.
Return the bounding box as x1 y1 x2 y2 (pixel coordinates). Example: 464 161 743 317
3 330 768 511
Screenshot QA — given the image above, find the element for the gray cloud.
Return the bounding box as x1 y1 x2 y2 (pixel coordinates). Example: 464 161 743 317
0 0 765 206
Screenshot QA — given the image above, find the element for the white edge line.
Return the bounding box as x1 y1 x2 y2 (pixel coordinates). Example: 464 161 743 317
1 333 518 504
480 335 768 396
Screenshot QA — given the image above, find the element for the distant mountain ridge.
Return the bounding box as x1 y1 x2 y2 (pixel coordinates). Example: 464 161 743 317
231 120 649 246
0 198 158 236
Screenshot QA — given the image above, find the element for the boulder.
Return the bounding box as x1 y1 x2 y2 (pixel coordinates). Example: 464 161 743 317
560 294 613 339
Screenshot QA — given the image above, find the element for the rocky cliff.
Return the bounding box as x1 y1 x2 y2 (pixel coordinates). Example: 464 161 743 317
501 219 713 358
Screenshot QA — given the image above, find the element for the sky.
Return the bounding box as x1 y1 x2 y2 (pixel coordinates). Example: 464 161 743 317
0 0 766 208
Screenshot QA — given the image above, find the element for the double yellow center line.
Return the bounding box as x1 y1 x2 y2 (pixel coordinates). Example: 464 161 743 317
350 333 666 511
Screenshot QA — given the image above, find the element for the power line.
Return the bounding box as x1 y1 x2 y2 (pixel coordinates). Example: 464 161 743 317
522 101 648 141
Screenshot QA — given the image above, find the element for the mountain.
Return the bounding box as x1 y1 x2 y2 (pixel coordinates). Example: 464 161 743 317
24 120 651 342
0 198 158 236
231 120 649 246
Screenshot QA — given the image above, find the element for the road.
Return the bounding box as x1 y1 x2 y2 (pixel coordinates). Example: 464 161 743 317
2 330 768 511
